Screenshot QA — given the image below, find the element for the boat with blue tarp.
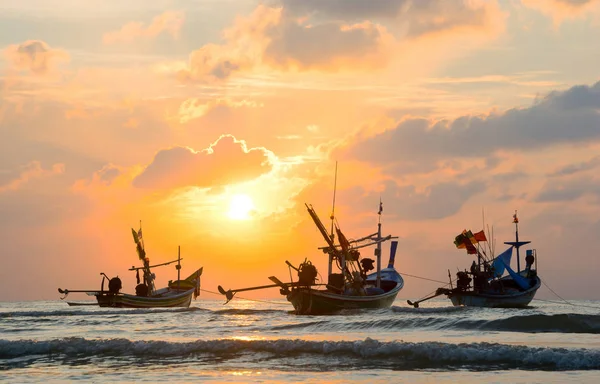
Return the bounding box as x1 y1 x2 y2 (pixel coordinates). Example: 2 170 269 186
408 211 540 308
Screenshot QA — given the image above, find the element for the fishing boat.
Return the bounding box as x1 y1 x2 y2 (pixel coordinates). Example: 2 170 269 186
58 226 203 308
218 199 404 315
408 211 540 308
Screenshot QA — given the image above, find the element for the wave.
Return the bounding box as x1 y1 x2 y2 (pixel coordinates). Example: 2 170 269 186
1 337 599 371
390 305 470 314
0 307 206 319
212 308 287 315
269 313 600 334
462 314 600 334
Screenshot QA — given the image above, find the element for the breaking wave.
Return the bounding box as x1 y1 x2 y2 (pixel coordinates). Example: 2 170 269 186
271 313 600 334
1 337 599 371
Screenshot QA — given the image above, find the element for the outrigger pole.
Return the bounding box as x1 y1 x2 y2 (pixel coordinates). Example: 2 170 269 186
217 281 327 304
407 291 444 308
128 258 183 271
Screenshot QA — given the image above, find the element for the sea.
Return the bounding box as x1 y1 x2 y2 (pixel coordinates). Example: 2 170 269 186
1 296 600 383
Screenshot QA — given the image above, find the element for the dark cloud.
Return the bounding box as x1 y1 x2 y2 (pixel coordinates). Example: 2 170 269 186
403 0 489 37
549 156 600 177
555 0 596 6
133 135 274 189
340 81 600 169
383 179 486 220
180 0 500 82
264 20 385 70
3 40 69 75
336 179 486 221
281 0 405 19
281 0 497 37
535 177 600 203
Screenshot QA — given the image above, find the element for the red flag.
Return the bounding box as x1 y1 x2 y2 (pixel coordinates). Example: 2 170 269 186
473 230 487 242
462 238 478 254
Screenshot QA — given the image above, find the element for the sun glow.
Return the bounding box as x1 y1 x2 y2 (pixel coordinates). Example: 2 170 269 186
227 194 255 220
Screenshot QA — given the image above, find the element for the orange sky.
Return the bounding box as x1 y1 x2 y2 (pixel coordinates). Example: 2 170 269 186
1 0 600 301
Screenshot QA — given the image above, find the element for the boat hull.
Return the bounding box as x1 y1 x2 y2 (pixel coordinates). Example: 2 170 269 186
287 268 404 315
96 288 194 308
447 276 541 308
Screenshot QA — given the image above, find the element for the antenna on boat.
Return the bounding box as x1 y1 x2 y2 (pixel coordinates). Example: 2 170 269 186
504 210 530 273
376 197 383 288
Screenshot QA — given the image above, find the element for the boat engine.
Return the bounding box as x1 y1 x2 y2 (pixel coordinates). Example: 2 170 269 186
135 283 149 297
360 258 375 273
297 260 318 286
108 277 122 295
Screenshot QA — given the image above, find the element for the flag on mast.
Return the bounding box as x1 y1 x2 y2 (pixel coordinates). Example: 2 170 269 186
378 199 383 215
513 211 519 223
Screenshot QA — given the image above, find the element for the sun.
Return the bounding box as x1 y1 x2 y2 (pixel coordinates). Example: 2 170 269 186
227 194 255 220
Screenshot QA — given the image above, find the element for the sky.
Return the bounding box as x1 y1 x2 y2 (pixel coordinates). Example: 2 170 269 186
1 0 599 302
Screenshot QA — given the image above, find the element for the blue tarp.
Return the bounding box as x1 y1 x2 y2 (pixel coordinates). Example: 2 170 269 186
491 247 513 278
504 262 531 290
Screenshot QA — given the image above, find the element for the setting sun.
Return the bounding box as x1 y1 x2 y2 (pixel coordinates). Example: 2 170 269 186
227 194 255 220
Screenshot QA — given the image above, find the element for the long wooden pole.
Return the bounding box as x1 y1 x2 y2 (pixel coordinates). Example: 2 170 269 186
329 161 338 278
177 246 181 291
128 259 183 271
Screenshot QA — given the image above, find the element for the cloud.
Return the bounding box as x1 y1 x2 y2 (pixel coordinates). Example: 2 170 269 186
521 0 600 25
103 11 185 45
175 98 263 124
351 178 487 220
338 81 600 171
177 5 392 82
535 176 600 202
133 135 276 189
3 40 69 75
281 0 504 37
175 1 505 83
549 156 600 176
264 20 391 71
176 5 280 82
0 161 65 193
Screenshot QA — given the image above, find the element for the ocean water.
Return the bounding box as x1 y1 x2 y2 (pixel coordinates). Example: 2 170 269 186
1 297 600 383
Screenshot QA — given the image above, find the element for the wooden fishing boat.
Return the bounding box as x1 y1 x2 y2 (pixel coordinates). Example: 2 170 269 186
218 165 404 315
59 225 203 309
269 202 403 315
219 202 403 315
408 211 540 309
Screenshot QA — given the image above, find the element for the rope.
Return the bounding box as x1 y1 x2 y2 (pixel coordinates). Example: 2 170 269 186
397 272 448 285
539 279 600 310
199 288 290 306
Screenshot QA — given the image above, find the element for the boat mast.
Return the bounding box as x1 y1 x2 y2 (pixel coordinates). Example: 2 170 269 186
177 246 181 291
503 211 530 272
139 220 155 295
514 210 520 273
376 198 383 288
329 161 338 278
